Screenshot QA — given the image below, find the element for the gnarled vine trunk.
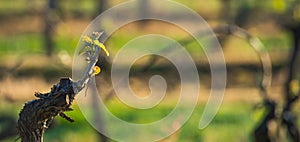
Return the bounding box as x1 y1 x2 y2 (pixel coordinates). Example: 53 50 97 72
17 32 108 142
17 78 75 142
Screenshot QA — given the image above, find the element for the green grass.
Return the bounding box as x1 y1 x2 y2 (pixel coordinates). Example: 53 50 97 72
0 34 44 55
0 30 291 58
105 98 176 124
0 0 94 16
0 0 32 14
44 105 98 142
203 103 255 142
260 32 291 50
39 101 255 142
0 33 78 56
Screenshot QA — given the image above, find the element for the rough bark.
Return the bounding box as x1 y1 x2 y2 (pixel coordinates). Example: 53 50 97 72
17 78 75 142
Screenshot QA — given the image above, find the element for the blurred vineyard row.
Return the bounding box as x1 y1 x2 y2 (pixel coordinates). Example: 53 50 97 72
1 0 300 142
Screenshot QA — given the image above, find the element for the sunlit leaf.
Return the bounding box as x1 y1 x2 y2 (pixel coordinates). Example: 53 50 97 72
82 35 92 44
272 0 286 13
93 66 101 75
93 40 110 56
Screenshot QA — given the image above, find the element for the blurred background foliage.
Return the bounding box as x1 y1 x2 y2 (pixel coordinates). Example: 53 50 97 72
0 0 300 141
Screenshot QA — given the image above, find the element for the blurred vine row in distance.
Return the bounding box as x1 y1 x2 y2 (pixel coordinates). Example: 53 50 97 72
0 0 293 57
0 0 293 87
0 0 300 142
